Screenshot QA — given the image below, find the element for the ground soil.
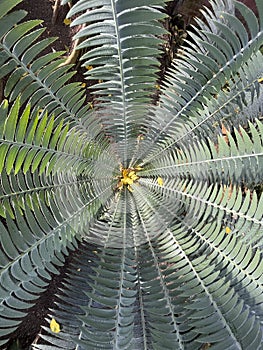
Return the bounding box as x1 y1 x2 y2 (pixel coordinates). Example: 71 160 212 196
2 0 258 349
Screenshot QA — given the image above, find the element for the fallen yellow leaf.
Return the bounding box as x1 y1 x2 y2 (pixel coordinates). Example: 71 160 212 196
63 18 71 26
50 318 60 333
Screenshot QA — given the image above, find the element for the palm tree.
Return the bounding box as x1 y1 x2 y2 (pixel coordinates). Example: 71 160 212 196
0 0 263 348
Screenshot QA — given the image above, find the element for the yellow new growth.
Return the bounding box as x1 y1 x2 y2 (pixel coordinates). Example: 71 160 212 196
86 65 93 71
157 177 164 186
117 166 140 192
50 318 61 333
225 226 231 234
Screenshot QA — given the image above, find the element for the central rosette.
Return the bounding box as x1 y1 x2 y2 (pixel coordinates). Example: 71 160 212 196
117 166 140 192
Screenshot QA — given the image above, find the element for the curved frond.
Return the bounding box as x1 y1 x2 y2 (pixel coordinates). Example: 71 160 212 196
143 116 263 188
0 5 101 139
66 0 167 165
139 0 263 166
0 98 92 176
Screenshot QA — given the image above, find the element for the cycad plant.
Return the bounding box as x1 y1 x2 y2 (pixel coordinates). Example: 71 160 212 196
0 0 263 349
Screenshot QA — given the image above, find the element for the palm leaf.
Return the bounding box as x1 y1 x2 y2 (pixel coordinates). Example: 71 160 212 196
66 0 167 165
138 0 263 165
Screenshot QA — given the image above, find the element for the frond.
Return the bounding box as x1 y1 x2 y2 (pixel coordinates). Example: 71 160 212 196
34 180 263 349
0 2 101 138
143 116 263 188
138 0 263 166
132 182 263 348
0 98 89 176
66 0 167 165
0 178 114 346
0 99 114 345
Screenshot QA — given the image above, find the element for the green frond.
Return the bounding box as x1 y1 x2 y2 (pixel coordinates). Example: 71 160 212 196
0 175 115 345
34 176 263 349
139 0 263 166
66 0 167 165
0 0 23 20
0 7 102 139
132 183 263 348
144 116 263 189
0 98 95 179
